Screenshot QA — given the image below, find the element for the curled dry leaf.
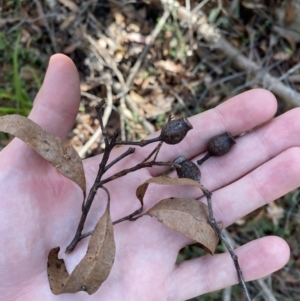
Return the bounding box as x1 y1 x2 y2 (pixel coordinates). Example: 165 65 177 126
136 176 218 254
136 176 211 202
0 115 86 196
147 197 218 254
47 195 115 295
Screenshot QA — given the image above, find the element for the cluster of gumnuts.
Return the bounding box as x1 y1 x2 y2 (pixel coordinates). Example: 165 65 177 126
66 115 236 254
158 116 236 182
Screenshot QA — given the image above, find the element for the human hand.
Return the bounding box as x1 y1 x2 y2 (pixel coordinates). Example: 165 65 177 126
0 54 296 301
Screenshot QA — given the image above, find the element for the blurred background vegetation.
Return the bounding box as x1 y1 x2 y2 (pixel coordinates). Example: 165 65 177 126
1 0 300 299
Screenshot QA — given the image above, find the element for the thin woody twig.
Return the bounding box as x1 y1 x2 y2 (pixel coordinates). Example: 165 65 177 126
147 141 163 163
99 161 179 186
114 136 161 147
142 142 162 163
95 102 110 147
66 102 119 253
104 147 135 172
200 184 251 301
255 278 278 301
67 158 178 252
74 157 178 241
223 229 278 301
180 162 251 301
112 209 145 226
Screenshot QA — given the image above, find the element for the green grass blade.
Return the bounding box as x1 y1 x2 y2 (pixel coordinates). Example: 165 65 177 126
13 33 22 112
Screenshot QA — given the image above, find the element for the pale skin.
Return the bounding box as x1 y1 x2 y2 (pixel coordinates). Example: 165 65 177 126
1 54 299 301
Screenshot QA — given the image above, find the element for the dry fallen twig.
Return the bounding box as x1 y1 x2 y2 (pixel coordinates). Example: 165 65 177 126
255 278 278 301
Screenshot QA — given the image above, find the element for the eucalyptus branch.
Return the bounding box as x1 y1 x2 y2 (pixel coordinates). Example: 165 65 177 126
68 144 178 248
67 103 133 253
67 157 177 253
143 141 163 163
114 137 161 147
66 102 190 253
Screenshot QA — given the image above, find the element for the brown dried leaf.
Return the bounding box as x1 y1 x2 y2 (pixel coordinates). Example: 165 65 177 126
130 90 147 104
47 199 115 295
154 60 185 73
266 201 284 227
0 115 86 196
273 51 291 61
136 176 218 254
241 1 266 9
147 197 218 254
137 176 210 197
285 3 296 25
63 42 82 54
59 14 76 31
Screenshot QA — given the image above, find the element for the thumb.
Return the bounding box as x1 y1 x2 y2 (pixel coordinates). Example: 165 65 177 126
29 53 80 138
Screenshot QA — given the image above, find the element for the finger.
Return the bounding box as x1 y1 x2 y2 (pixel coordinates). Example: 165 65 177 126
29 54 80 138
189 107 300 194
204 147 300 227
170 236 289 301
148 89 277 176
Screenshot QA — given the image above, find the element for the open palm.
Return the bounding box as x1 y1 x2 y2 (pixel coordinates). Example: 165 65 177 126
0 54 298 301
